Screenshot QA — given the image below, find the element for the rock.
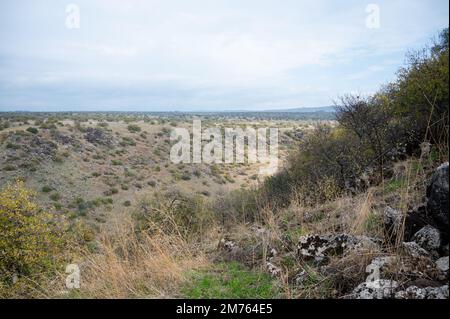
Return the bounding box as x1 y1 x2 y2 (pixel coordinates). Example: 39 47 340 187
383 206 429 242
420 142 431 157
266 262 282 277
294 270 309 286
349 280 398 299
84 128 113 146
402 242 430 258
383 207 402 242
395 285 449 299
367 256 396 274
16 135 57 159
297 234 379 263
412 225 441 258
218 238 242 258
52 131 78 146
436 256 449 275
443 244 449 256
426 162 449 239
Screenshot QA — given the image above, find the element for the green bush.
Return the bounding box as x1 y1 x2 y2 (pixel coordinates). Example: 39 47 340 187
26 127 38 134
41 185 53 193
49 193 61 201
127 124 141 133
0 181 65 284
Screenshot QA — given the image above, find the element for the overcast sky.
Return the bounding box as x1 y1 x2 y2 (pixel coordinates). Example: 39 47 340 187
0 0 448 111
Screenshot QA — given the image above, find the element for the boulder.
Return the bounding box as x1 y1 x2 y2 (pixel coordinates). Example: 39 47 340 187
426 162 449 240
411 225 441 258
436 256 449 276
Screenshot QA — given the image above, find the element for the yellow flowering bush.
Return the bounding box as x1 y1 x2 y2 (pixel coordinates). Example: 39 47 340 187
0 181 65 284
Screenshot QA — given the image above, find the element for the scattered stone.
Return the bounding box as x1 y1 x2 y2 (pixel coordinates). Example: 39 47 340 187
367 256 396 274
84 128 113 146
266 262 282 277
52 131 77 146
297 234 379 263
219 238 239 252
294 270 309 286
349 280 398 299
269 248 278 259
218 238 243 260
395 285 449 299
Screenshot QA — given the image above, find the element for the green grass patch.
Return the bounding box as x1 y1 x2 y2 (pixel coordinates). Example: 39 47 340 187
182 262 279 299
384 178 404 193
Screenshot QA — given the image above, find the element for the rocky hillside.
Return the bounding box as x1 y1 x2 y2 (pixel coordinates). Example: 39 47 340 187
215 162 449 299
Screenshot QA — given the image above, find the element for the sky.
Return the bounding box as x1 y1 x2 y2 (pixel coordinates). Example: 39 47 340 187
0 0 448 112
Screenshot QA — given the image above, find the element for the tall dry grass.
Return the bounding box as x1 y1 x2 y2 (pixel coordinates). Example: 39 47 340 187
45 215 208 299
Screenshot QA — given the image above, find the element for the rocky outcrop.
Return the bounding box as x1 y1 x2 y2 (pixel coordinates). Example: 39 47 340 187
383 163 449 252
349 280 398 299
348 163 449 299
350 280 449 299
84 128 114 146
426 162 449 241
395 285 449 299
297 234 379 263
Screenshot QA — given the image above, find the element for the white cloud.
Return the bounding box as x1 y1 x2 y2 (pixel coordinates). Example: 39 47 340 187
0 0 448 110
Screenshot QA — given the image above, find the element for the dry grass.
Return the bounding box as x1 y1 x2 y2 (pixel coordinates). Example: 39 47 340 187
39 215 208 299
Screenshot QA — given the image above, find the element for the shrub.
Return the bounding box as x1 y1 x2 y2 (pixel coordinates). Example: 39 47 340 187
104 188 118 196
123 200 131 207
181 172 192 181
6 143 20 150
0 181 65 284
3 165 16 171
49 192 61 201
127 124 141 133
41 185 53 193
26 127 38 134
